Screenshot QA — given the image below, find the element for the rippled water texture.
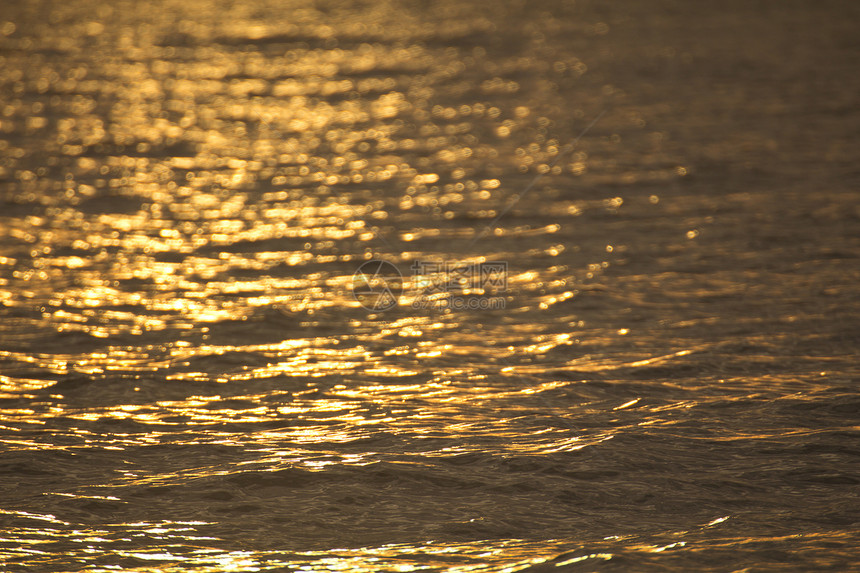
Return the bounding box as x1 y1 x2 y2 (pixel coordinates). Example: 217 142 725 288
1 0 859 570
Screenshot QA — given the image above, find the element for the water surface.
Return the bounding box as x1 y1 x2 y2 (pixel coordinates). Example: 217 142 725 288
1 0 859 570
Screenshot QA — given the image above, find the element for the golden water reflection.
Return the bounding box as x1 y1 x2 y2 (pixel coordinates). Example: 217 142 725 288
2 0 860 570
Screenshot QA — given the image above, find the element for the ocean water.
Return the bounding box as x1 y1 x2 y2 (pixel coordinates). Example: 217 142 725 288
1 0 859 570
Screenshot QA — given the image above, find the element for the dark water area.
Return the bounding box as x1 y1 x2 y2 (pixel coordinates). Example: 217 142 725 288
1 0 859 570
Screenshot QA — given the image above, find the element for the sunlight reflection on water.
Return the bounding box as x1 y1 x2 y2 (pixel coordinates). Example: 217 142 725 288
1 0 859 570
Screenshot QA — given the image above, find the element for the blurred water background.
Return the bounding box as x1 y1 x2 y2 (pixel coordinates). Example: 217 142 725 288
0 0 859 570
